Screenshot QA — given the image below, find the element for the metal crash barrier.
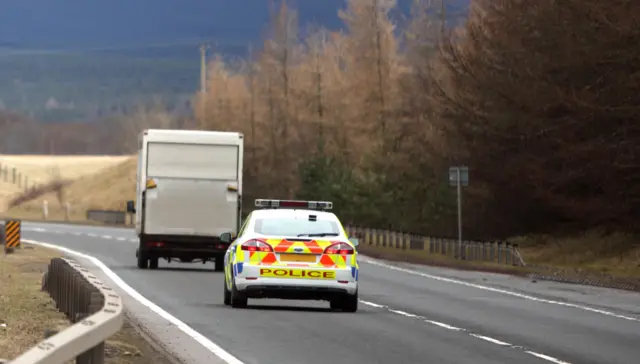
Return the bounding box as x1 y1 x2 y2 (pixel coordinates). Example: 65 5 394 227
9 257 124 364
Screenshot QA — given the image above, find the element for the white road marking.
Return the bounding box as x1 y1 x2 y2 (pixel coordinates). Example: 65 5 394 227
360 256 640 322
359 300 571 363
525 351 572 364
24 239 246 364
26 226 638 324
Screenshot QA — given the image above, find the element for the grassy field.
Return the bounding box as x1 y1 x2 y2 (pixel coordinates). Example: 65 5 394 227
0 154 133 211
11 156 137 213
0 244 172 363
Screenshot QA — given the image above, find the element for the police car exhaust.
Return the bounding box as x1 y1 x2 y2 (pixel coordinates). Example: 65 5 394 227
222 199 360 312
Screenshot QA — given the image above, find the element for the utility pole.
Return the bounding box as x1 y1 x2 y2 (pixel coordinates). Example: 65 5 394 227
199 44 211 127
440 0 447 38
449 166 469 260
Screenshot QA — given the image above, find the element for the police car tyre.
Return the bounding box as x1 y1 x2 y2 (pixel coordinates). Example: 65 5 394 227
223 279 231 306
331 290 358 312
137 250 148 269
214 256 225 272
342 291 358 313
230 280 248 308
149 257 159 269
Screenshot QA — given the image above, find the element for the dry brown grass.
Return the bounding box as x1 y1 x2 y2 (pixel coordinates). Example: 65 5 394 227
0 245 68 360
0 244 172 364
10 156 137 214
0 155 132 211
513 231 640 278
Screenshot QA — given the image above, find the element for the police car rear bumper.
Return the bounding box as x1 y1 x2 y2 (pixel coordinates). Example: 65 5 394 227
233 264 358 296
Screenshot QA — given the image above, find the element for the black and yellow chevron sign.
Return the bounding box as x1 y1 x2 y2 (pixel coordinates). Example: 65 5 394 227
5 220 21 249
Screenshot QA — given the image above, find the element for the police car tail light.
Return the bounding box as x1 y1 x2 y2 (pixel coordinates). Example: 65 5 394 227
241 239 273 252
324 242 354 255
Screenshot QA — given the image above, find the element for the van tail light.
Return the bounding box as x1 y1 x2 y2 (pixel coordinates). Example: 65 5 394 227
324 242 354 255
241 239 273 252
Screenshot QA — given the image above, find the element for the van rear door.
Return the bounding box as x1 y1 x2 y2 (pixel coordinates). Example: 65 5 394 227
143 141 240 237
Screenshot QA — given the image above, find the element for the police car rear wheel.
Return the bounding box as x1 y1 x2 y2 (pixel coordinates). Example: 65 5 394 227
331 291 358 312
230 280 248 308
342 292 358 313
223 278 231 306
214 256 224 272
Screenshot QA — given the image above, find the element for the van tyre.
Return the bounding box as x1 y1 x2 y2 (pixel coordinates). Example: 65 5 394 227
149 257 159 269
230 279 247 308
137 250 148 269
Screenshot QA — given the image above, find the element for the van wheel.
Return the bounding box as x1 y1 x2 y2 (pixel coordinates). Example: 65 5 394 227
230 279 247 308
149 257 159 269
137 250 148 269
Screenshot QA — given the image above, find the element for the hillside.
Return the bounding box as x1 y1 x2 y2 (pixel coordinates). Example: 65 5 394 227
0 0 470 122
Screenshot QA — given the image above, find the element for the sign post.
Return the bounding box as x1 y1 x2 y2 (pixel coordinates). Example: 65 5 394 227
448 166 469 260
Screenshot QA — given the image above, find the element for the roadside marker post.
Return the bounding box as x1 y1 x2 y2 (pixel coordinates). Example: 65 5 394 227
448 166 469 260
4 219 22 254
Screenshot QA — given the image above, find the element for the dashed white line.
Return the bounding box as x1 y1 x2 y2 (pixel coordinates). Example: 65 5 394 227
101 235 112 239
359 300 571 363
469 334 512 346
360 256 640 322
525 351 571 364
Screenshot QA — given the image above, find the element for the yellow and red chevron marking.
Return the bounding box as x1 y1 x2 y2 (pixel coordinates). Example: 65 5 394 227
248 251 277 265
267 239 333 254
319 254 348 268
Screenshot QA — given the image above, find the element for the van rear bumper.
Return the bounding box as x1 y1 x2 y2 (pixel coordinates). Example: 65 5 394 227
138 234 230 257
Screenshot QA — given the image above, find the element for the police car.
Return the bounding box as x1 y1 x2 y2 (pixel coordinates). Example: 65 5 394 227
219 199 360 312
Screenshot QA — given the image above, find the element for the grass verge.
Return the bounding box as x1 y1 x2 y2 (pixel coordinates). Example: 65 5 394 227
357 245 536 277
0 244 172 364
358 232 640 291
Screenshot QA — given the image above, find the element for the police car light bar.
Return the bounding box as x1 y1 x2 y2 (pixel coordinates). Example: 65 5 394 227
255 199 333 210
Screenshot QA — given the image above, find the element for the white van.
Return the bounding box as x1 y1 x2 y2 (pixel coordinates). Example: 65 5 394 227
126 129 244 271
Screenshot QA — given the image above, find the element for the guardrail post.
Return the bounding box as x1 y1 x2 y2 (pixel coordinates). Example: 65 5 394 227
505 242 512 265
65 202 71 221
42 200 49 220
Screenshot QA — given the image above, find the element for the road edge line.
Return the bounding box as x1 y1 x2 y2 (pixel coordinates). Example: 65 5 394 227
23 239 246 364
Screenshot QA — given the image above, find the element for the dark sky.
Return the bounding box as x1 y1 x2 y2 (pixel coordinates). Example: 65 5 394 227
0 0 469 49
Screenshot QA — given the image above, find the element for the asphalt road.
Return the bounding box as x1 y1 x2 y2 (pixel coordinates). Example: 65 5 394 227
21 222 640 364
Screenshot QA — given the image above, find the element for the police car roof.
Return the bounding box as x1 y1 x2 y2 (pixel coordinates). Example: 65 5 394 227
251 208 338 220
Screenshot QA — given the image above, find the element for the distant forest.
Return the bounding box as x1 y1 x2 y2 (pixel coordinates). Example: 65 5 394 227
0 0 469 122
